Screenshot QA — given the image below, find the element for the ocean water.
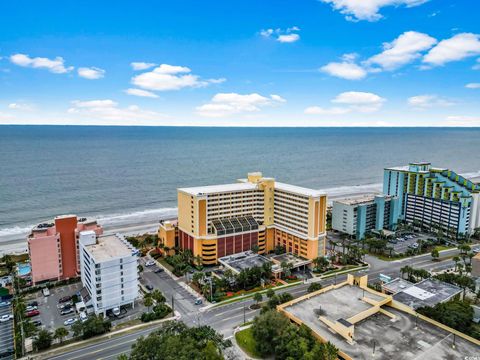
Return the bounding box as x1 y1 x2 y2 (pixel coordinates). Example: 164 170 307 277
1 126 480 239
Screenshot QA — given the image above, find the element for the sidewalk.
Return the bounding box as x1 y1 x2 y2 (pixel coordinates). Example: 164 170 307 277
22 311 181 360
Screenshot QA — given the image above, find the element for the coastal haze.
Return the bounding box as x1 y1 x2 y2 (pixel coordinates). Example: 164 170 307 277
1 125 480 254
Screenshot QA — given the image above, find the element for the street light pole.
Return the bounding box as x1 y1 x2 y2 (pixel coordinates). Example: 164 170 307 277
171 296 175 315
243 304 246 325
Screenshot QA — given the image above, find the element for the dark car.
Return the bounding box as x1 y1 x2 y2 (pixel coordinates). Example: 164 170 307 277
59 296 72 303
154 268 164 273
146 285 154 291
32 320 42 327
28 301 38 307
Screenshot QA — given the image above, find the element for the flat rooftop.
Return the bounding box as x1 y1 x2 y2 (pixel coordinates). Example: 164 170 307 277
178 179 325 198
178 182 258 196
382 278 414 294
282 284 478 359
333 193 393 206
86 234 132 262
275 182 325 198
269 252 311 269
218 251 273 273
393 278 462 309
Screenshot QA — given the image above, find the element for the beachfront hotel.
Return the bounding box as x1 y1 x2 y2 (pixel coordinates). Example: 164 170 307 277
159 172 327 265
383 162 480 237
332 194 401 240
79 231 139 315
28 215 103 285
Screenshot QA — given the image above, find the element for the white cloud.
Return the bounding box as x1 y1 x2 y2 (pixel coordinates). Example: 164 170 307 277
124 88 159 98
8 103 33 110
465 83 480 89
196 93 286 118
131 62 156 71
320 0 430 22
77 67 105 80
366 31 437 71
131 64 220 91
304 106 351 115
68 99 163 121
260 27 300 43
407 94 454 108
207 77 227 84
423 33 480 66
445 115 480 126
305 91 386 115
277 34 300 43
10 53 73 74
321 54 367 80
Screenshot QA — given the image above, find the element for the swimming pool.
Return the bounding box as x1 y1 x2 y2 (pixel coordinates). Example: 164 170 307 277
17 263 31 277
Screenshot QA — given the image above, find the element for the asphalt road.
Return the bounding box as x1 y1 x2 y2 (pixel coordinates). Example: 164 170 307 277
43 243 480 360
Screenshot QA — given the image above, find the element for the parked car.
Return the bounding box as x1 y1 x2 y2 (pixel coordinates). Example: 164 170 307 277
59 296 72 303
25 310 40 317
154 268 164 273
145 260 155 267
146 284 154 291
79 312 88 323
64 318 77 326
0 301 11 308
42 288 50 297
59 302 73 310
60 308 74 316
28 301 38 307
32 320 42 327
0 314 13 322
26 305 38 312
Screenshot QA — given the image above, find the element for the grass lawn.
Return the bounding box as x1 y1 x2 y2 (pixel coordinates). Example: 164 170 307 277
157 258 175 272
235 327 262 359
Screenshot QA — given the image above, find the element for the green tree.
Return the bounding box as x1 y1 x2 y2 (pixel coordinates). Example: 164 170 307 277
2 254 15 273
266 288 275 299
33 329 53 351
307 282 322 293
54 327 69 344
252 310 292 356
253 292 263 305
127 321 231 360
417 300 474 334
313 256 329 272
431 248 439 261
151 289 166 304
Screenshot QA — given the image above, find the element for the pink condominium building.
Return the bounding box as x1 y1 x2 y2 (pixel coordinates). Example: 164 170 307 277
28 215 103 285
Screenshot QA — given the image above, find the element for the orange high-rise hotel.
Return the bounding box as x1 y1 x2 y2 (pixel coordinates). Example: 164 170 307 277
159 172 327 265
28 215 103 285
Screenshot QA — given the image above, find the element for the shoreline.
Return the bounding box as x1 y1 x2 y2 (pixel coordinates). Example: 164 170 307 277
1 175 478 256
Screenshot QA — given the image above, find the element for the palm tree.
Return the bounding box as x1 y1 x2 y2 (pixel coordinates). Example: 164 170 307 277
194 255 203 267
253 292 262 306
151 289 165 304
453 256 460 272
54 327 68 344
144 294 153 312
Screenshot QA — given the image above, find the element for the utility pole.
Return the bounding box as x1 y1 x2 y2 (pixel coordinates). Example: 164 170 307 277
243 304 246 325
372 339 376 355
171 295 175 315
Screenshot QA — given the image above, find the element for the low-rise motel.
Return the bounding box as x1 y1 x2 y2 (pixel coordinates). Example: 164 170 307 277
159 172 327 265
28 215 103 285
384 162 480 237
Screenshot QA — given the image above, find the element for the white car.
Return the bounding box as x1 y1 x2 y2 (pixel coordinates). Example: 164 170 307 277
0 301 11 308
26 305 37 312
0 314 13 322
64 318 78 326
145 260 155 267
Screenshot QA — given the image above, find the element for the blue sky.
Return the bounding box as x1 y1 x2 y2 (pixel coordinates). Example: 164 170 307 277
1 0 479 126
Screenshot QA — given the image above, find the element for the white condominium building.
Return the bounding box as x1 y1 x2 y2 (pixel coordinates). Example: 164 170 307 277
79 231 139 315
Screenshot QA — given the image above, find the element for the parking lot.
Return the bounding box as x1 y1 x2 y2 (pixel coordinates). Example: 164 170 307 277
390 233 436 254
25 282 83 336
0 302 14 360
